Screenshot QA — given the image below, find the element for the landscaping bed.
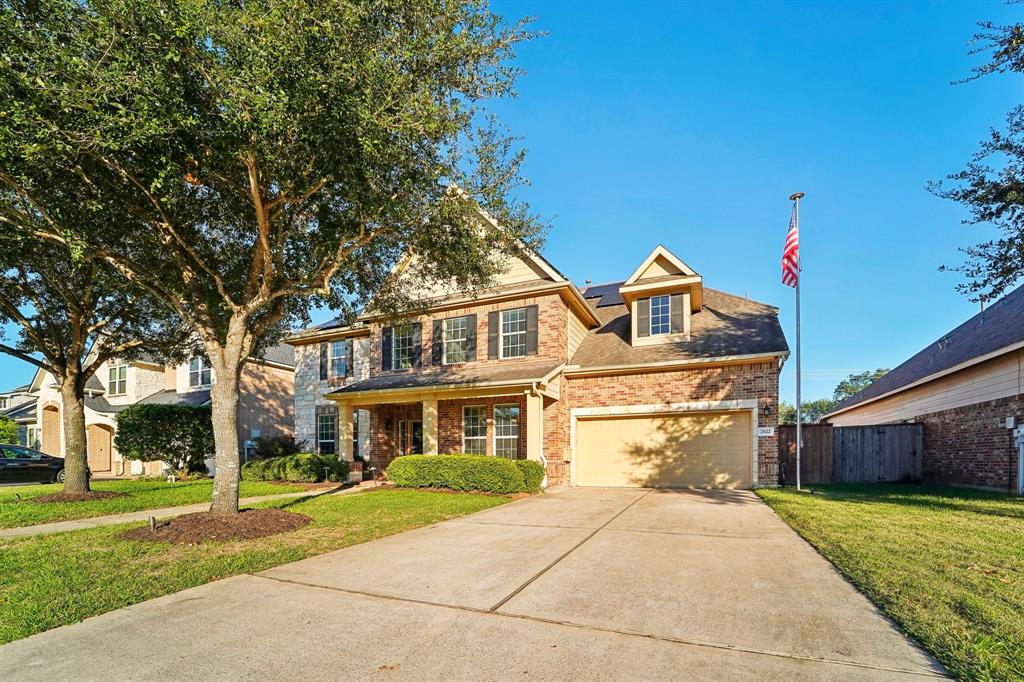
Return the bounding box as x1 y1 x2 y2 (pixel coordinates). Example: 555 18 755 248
120 508 312 544
0 488 508 645
0 479 304 529
757 484 1024 682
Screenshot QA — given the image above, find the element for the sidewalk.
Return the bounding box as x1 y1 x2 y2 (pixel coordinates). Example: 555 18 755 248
0 485 371 540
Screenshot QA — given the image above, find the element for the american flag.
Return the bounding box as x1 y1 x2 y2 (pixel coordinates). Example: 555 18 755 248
781 206 800 287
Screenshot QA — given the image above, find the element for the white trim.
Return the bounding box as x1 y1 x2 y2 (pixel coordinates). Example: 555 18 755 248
569 400 760 488
461 404 487 455
824 339 1024 419
623 245 699 286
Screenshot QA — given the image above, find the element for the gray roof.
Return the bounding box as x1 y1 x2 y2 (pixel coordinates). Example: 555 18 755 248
254 343 295 368
84 395 131 414
1 383 30 394
832 282 1024 414
2 400 36 422
137 389 211 407
331 359 562 395
85 375 104 393
571 285 788 368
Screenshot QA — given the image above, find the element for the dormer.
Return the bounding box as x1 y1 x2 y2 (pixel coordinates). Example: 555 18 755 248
619 245 703 347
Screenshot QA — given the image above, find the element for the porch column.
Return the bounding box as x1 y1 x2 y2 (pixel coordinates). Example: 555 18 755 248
422 397 438 454
339 402 353 462
526 391 544 462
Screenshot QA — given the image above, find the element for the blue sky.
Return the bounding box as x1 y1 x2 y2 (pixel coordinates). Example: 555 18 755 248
1 1 1020 403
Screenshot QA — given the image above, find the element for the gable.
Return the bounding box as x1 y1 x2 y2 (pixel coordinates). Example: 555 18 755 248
393 248 561 302
623 245 699 286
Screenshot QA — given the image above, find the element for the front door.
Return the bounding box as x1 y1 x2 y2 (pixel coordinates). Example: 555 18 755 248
411 421 424 454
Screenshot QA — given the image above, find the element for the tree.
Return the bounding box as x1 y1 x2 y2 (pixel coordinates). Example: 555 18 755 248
929 18 1024 301
779 399 836 425
115 404 214 474
0 236 190 493
0 416 17 445
1 1 543 513
833 368 889 403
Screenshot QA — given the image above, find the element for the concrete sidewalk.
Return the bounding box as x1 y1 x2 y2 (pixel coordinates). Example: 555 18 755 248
0 485 368 539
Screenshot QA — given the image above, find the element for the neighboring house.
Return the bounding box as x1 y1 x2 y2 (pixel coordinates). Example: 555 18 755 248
0 384 39 447
20 345 295 476
826 283 1024 495
287 244 788 489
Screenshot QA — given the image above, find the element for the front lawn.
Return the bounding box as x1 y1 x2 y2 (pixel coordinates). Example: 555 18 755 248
0 488 508 644
0 479 305 529
757 484 1024 682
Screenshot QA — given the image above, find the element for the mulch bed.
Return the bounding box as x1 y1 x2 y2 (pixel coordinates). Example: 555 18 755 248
119 508 312 545
30 491 127 503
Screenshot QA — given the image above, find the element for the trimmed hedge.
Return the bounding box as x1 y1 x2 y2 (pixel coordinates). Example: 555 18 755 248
386 454 545 494
514 460 546 493
241 453 349 483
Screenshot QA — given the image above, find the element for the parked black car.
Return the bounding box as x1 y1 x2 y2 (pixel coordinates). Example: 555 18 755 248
0 445 79 484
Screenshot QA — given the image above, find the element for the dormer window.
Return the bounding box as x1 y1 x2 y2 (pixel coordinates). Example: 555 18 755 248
620 246 703 347
649 295 671 335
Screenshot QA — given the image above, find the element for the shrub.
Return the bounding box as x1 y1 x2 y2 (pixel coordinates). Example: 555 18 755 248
0 416 17 445
241 453 349 483
114 404 213 474
514 460 546 493
386 454 533 494
252 435 307 459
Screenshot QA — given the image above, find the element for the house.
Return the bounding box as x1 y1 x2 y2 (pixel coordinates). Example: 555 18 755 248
0 383 39 447
825 283 1024 495
286 244 788 488
20 346 295 476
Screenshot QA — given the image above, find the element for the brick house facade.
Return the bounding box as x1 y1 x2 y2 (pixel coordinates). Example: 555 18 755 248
287 245 788 488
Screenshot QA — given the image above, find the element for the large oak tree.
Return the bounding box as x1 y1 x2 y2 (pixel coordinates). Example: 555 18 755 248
1 0 543 512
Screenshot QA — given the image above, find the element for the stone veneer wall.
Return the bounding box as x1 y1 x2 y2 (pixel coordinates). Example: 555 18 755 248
292 337 370 454
563 361 781 486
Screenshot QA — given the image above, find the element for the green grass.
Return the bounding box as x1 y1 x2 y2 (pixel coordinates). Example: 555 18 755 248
757 484 1024 682
0 479 305 529
0 488 508 644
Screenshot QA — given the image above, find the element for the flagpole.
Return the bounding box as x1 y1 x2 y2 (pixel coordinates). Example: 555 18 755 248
789 191 804 491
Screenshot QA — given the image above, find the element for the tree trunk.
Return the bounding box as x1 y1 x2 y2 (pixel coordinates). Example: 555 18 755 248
207 322 248 514
60 378 91 494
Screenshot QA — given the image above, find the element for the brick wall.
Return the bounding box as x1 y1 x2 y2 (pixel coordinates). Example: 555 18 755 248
543 374 570 486
437 396 528 457
237 361 295 445
564 361 781 486
916 395 1022 491
366 403 423 472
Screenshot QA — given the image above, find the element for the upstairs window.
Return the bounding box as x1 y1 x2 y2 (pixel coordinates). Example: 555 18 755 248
329 340 347 378
649 294 671 335
108 364 128 395
500 308 527 359
463 405 486 455
189 357 212 387
392 325 415 370
443 317 469 364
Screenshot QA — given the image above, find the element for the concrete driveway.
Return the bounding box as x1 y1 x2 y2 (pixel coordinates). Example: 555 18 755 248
0 488 944 681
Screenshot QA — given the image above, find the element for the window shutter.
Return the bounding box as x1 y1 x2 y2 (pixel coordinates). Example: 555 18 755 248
381 327 392 371
432 319 443 365
319 343 328 380
525 305 539 356
345 339 354 377
411 323 422 367
670 293 684 334
465 314 477 361
488 311 499 359
637 298 651 338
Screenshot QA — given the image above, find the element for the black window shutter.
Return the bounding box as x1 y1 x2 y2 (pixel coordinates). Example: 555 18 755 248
487 311 499 359
637 298 651 338
381 327 392 371
319 342 328 380
345 339 354 377
411 323 422 367
525 305 539 356
670 294 684 334
465 314 477 361
432 319 443 365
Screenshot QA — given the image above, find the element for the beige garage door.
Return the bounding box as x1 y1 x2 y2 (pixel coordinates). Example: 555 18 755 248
575 411 752 489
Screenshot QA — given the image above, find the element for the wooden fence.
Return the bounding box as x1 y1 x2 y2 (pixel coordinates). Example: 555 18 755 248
778 423 924 486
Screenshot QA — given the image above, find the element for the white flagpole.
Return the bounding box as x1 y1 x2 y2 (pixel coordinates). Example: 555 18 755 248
789 192 804 491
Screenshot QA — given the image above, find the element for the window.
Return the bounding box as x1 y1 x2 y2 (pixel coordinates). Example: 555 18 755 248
189 357 212 387
108 364 128 395
329 340 347 378
0 398 7 409
392 325 415 370
443 317 469 364
500 308 527 359
352 410 361 459
649 294 671 336
494 404 519 459
317 412 337 455
463 406 486 455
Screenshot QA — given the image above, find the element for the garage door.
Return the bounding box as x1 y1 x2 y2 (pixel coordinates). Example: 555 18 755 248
575 411 752 489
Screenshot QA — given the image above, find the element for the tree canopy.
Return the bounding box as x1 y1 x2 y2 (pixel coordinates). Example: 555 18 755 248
779 368 890 424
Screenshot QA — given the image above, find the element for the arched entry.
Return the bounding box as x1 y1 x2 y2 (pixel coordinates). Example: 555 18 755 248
87 424 114 474
41 404 60 455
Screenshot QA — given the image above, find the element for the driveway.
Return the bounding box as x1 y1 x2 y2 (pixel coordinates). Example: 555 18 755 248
0 488 944 680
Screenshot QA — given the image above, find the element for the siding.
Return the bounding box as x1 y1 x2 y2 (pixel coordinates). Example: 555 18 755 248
567 309 588 359
829 350 1024 426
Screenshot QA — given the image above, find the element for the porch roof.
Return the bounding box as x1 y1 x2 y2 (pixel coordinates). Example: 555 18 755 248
328 360 563 402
